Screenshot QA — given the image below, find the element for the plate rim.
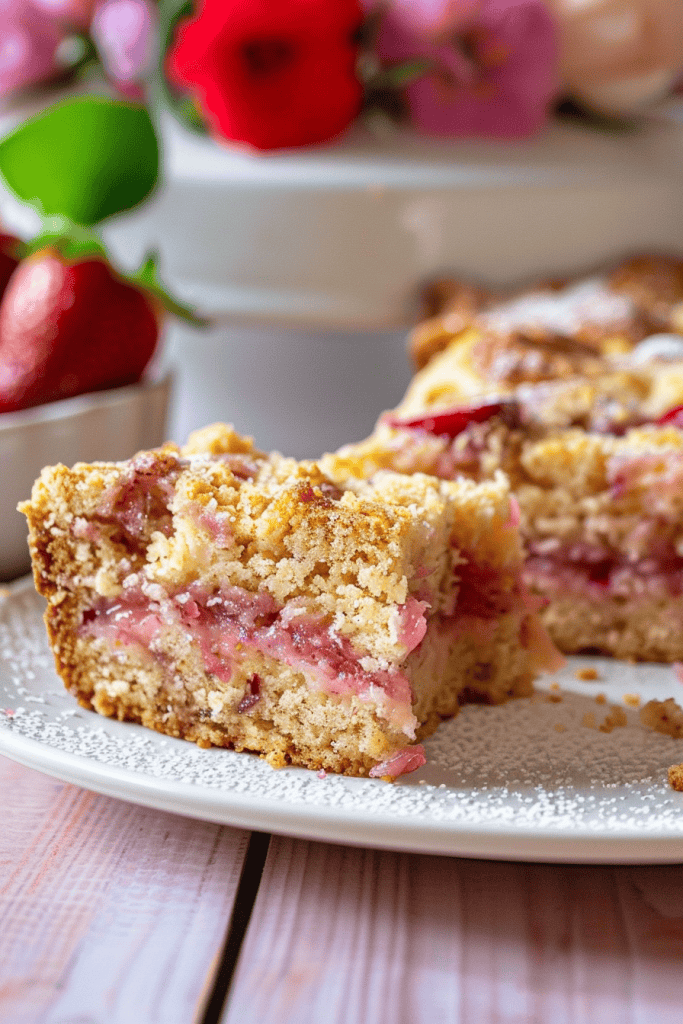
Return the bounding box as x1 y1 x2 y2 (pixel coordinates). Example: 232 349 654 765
2 722 683 865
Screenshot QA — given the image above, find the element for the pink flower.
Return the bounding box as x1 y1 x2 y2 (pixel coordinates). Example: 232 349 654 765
369 0 479 38
91 0 157 96
0 1 63 98
0 0 154 100
31 0 94 28
373 0 559 138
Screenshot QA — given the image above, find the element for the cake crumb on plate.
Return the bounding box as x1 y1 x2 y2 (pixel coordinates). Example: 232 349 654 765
599 705 628 733
640 698 683 738
576 667 600 681
668 763 683 791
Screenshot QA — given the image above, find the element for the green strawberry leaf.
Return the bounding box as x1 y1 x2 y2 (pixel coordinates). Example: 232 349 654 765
25 218 108 261
131 251 210 327
156 0 210 136
0 96 159 226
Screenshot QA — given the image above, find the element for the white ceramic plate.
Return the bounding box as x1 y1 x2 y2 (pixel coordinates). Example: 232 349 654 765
2 578 683 863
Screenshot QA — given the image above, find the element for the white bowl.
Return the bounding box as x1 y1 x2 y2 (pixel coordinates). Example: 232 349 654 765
0 368 172 581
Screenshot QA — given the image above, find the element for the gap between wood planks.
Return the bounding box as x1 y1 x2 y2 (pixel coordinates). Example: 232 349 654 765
198 830 272 1024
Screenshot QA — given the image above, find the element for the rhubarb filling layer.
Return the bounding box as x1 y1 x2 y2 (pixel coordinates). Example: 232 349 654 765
524 554 683 601
80 582 428 736
79 567 538 743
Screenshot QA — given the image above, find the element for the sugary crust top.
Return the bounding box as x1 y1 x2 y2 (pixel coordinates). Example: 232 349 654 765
410 254 683 373
322 452 522 572
518 426 683 540
331 414 683 562
609 255 683 333
396 345 683 433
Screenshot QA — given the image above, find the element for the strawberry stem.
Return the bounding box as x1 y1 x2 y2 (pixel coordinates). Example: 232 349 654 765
132 251 211 327
27 219 108 262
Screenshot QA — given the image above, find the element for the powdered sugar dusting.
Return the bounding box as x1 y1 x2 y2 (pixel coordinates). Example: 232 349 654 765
480 278 634 337
2 581 683 857
625 334 683 366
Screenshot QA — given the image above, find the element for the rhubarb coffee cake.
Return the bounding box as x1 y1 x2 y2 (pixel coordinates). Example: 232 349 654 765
327 356 683 662
20 423 558 779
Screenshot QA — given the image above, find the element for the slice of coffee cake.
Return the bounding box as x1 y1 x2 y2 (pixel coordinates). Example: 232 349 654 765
20 424 557 778
327 359 683 662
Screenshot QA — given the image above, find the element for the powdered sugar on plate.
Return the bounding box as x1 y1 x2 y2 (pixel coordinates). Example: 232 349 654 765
2 578 682 862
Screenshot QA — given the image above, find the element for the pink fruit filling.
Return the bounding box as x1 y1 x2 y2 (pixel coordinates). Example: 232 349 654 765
97 451 181 541
524 554 683 601
92 451 263 546
456 560 519 617
656 404 683 428
608 450 683 507
81 582 424 734
237 674 261 713
397 596 429 651
368 744 426 779
193 506 233 548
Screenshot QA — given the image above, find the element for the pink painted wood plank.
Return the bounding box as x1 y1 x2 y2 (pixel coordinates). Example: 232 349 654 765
0 755 250 1024
224 837 683 1024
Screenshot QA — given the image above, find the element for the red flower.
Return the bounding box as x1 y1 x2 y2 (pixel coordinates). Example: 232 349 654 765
166 0 364 151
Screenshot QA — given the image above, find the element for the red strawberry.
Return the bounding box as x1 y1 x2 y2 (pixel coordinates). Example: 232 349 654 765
0 233 22 298
0 249 160 413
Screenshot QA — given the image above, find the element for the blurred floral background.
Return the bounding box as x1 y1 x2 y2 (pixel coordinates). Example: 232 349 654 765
1 0 682 149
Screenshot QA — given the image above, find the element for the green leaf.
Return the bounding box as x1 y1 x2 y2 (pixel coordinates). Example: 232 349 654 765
132 251 211 328
24 218 108 261
0 96 159 226
155 0 210 136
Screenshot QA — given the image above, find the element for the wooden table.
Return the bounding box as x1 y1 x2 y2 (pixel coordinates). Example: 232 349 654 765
2 753 683 1023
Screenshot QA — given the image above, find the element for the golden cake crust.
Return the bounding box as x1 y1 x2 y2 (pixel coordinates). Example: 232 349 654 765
668 763 683 791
